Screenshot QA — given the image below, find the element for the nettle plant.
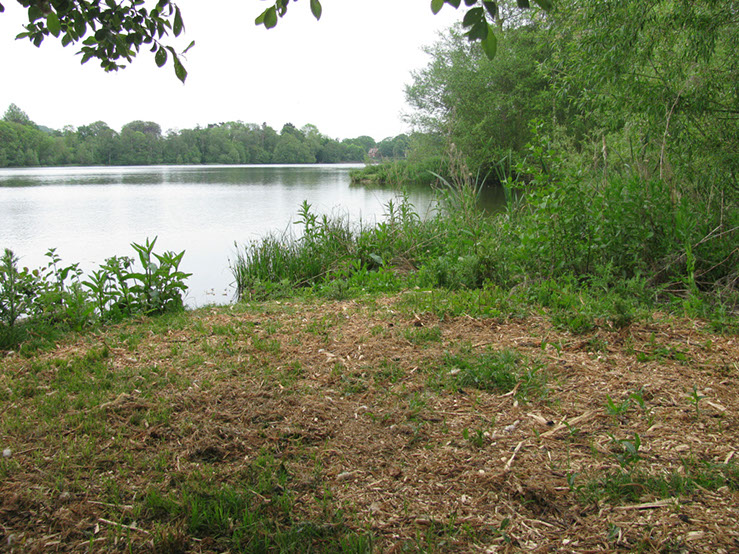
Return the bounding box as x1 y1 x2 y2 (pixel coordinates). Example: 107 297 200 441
84 237 192 319
1 238 191 334
0 248 34 328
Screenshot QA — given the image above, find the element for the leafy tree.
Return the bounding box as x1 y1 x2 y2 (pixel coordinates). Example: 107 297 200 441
200 124 242 164
377 134 411 159
82 121 119 164
280 123 304 140
0 107 54 166
273 133 315 164
3 0 550 82
546 0 739 191
344 136 376 152
342 143 366 162
118 120 163 164
405 21 553 175
7 0 194 81
315 140 341 163
3 103 36 127
162 127 201 164
0 102 388 167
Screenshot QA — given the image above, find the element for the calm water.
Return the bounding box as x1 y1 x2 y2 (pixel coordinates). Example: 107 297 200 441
0 164 450 306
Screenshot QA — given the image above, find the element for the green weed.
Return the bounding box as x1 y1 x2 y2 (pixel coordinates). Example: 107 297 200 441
439 348 545 399
402 325 443 345
605 394 631 423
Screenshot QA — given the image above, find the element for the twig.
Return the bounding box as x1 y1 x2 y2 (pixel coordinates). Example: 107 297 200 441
88 500 134 510
504 441 524 472
613 500 672 511
472 341 494 348
540 411 596 438
500 383 520 398
98 518 150 534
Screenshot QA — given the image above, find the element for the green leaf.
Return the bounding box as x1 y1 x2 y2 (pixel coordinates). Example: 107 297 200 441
462 7 484 28
466 21 488 41
256 6 279 29
445 0 461 8
275 0 289 16
431 0 444 15
0 3 5 13
264 6 278 28
516 0 530 7
28 6 42 22
173 54 187 83
483 1 498 18
155 46 167 67
480 27 497 59
46 12 61 37
173 6 183 36
310 0 322 20
74 17 87 37
532 0 552 10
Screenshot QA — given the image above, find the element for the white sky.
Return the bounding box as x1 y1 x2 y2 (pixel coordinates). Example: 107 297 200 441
0 0 459 141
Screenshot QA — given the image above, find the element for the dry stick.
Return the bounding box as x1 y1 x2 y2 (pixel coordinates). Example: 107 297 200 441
98 518 150 534
88 500 134 510
504 441 524 472
613 500 672 511
540 411 596 438
660 91 682 183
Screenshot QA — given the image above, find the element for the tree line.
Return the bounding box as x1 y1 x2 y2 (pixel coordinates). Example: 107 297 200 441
0 104 411 167
403 0 738 196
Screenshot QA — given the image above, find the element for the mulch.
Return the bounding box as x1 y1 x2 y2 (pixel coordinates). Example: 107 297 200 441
1 295 737 552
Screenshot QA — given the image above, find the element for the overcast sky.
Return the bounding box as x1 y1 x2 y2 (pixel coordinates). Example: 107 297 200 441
0 1 459 140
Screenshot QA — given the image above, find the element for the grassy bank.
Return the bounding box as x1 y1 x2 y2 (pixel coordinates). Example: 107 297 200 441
234 157 739 334
2 145 738 550
1 292 737 551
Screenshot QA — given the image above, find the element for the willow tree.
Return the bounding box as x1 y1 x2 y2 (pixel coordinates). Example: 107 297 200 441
546 0 739 191
405 21 553 176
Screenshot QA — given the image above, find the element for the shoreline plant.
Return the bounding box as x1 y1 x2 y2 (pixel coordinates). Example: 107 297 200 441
0 238 191 350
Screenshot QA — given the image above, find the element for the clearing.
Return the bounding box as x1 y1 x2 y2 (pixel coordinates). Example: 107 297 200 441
1 293 737 552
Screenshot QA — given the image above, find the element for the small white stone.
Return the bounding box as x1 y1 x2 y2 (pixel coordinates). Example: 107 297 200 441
2 448 11 458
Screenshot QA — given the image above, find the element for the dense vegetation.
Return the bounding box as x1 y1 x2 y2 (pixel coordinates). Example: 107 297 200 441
0 238 191 349
4 0 738 348
0 105 411 167
241 0 739 323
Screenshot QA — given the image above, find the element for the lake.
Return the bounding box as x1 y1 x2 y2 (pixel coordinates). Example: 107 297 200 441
1 164 455 307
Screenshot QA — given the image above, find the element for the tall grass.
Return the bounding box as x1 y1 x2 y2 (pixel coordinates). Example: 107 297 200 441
232 196 437 300
233 138 738 323
349 157 447 187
